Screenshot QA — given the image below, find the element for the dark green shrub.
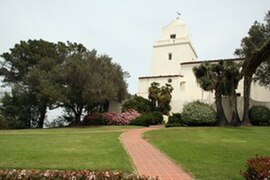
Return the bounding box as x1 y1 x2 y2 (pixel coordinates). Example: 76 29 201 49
122 95 153 113
182 101 216 126
168 113 182 124
82 112 106 125
151 111 163 124
0 114 8 129
249 105 270 126
241 155 270 180
131 111 163 126
166 113 182 127
131 116 149 126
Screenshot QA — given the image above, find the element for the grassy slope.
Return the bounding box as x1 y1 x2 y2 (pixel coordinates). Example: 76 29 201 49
0 126 136 172
144 127 270 180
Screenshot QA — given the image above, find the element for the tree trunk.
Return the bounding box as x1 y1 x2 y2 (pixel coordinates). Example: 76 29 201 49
38 104 47 128
103 100 110 112
27 117 31 128
230 89 241 126
242 75 252 125
215 90 229 126
74 113 81 125
73 106 83 125
26 108 32 128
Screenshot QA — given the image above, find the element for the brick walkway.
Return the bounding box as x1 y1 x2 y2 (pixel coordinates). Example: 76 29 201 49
121 127 192 180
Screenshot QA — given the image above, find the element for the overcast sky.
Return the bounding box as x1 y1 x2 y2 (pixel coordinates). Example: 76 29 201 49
0 0 269 94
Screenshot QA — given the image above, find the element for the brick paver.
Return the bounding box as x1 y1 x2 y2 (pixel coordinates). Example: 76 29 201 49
121 127 192 180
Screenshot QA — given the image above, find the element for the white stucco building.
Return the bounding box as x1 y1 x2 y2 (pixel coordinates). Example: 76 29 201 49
138 17 270 115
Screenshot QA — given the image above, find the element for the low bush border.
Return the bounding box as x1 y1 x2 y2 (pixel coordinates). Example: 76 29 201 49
0 169 158 180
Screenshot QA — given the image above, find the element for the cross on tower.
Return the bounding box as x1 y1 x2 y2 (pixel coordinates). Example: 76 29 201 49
176 12 181 18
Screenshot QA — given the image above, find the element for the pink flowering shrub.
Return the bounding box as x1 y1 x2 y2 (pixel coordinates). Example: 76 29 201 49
104 110 141 125
83 110 141 126
0 169 158 180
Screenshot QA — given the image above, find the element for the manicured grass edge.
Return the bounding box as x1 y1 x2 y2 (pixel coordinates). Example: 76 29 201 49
142 129 194 178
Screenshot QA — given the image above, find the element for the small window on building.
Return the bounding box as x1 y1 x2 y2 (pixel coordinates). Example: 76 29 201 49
168 79 172 83
170 34 176 39
236 93 241 96
168 53 172 60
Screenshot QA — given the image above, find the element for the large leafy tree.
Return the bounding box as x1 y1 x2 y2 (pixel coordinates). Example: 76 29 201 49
0 86 39 128
56 43 128 124
254 12 270 88
234 11 270 125
254 59 270 88
0 39 63 128
0 40 129 127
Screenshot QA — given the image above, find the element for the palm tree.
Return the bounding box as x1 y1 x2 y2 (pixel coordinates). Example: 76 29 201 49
158 83 173 115
148 82 160 110
193 62 229 126
221 61 241 126
240 39 270 125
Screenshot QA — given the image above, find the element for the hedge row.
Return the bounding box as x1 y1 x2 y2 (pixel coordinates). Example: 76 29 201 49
83 110 164 127
0 169 158 180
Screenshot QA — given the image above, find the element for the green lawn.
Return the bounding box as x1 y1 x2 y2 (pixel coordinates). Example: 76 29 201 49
0 126 137 172
144 127 270 180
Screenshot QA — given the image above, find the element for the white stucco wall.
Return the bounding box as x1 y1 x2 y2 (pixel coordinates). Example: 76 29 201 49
150 44 197 76
181 61 270 106
249 81 270 101
221 97 270 121
138 76 189 113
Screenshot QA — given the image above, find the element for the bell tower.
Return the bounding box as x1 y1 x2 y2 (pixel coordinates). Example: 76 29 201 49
138 17 198 113
149 17 197 76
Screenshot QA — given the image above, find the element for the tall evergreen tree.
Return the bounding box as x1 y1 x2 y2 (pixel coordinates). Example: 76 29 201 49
55 43 129 124
0 40 129 127
0 39 63 128
0 86 39 128
235 11 270 125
